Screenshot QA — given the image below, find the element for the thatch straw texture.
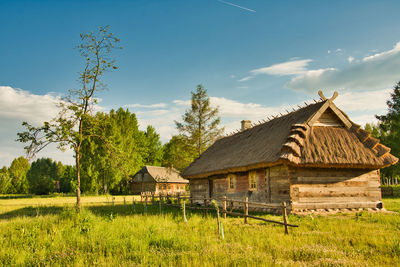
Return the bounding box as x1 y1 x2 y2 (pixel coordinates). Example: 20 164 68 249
134 166 189 183
300 127 397 168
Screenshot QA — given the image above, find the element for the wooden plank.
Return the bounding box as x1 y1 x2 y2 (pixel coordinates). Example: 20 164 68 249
296 186 381 194
292 201 379 209
295 191 381 198
297 196 380 203
292 181 380 188
295 176 378 184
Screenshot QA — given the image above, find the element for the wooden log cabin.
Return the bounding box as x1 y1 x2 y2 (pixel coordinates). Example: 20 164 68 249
130 166 188 195
182 91 398 213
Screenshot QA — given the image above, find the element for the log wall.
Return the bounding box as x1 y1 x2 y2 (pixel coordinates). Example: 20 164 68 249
188 165 290 205
289 167 382 211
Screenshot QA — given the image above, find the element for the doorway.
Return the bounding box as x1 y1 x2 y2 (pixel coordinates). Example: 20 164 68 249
208 179 213 198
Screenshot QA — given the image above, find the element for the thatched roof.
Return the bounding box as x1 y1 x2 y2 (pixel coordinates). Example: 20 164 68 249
134 166 189 183
183 94 398 179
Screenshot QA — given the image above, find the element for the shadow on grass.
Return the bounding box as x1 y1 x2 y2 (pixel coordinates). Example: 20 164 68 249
0 193 76 200
0 202 282 222
0 203 207 221
0 206 65 219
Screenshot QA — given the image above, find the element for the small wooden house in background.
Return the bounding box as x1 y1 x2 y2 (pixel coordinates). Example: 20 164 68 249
130 166 189 194
183 91 398 213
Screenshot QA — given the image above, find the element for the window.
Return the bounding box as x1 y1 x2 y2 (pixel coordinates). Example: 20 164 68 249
228 174 236 190
249 171 257 190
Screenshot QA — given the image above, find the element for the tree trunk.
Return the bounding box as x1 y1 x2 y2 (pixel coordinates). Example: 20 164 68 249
76 149 81 210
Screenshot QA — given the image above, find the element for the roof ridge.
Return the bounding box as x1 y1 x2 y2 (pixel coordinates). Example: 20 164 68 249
221 99 325 139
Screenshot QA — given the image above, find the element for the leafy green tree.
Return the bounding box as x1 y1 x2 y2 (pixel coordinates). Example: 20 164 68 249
59 165 76 193
80 108 147 194
376 81 400 178
144 125 163 166
27 158 58 195
364 123 384 139
175 84 224 157
17 26 121 208
0 167 11 194
8 157 30 194
162 135 195 172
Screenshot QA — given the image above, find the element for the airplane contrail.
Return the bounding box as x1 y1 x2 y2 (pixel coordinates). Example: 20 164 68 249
217 0 256 13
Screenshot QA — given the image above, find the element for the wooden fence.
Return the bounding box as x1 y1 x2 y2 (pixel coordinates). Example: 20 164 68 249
140 192 298 234
381 177 400 186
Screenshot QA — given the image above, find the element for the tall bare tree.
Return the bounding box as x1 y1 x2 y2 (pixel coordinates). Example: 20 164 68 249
17 26 121 209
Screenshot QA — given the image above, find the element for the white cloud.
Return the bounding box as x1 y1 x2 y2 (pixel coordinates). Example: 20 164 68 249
335 88 391 113
0 86 60 125
136 109 169 116
0 86 75 167
287 41 400 92
125 103 167 109
336 48 342 53
250 59 312 76
172 99 191 106
327 50 331 54
210 97 283 118
347 56 355 63
362 42 400 61
238 59 312 82
238 76 253 82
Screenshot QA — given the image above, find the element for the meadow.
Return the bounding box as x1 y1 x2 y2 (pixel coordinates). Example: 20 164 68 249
0 195 399 266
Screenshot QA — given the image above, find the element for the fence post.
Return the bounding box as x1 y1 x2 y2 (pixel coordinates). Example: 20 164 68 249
132 197 136 212
177 193 181 207
145 195 148 214
124 197 126 207
282 202 289 235
151 192 155 204
190 196 193 207
112 196 115 206
204 195 207 217
183 201 187 223
159 193 162 215
244 196 248 224
166 193 169 205
223 195 227 219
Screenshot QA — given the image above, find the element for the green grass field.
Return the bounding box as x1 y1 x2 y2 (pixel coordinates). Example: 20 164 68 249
0 195 399 266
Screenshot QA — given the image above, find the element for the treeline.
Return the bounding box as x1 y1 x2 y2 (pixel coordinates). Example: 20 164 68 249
0 157 75 195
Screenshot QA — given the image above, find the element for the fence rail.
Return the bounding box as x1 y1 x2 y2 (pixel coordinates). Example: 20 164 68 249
140 192 298 234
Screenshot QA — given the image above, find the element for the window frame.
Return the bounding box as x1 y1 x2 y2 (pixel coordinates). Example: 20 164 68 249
248 171 257 190
227 174 236 190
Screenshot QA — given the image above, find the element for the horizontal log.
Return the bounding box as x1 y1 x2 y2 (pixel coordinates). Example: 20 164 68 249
296 196 380 203
292 180 379 187
294 176 378 183
292 201 380 209
296 186 380 194
225 211 298 227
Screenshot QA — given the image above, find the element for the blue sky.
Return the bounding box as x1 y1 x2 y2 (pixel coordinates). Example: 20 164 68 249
1 0 400 166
